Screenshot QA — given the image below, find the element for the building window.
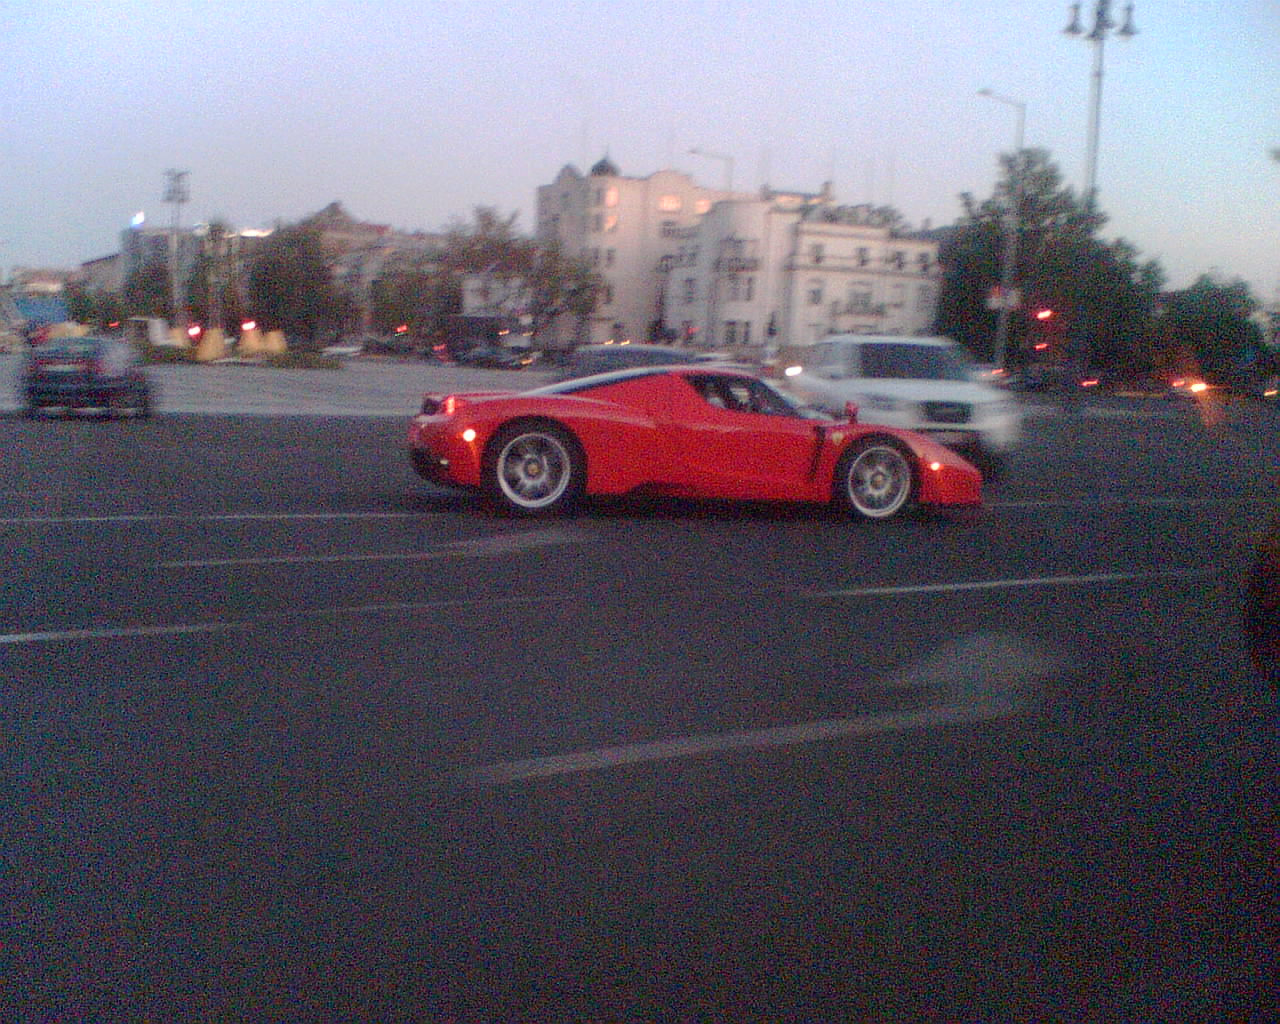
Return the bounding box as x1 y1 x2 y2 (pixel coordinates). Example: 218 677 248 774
741 321 752 345
604 214 619 233
890 283 905 308
728 276 741 302
592 213 602 233
808 280 824 306
744 276 754 301
605 187 619 208
724 321 737 345
695 199 711 215
683 278 696 303
810 243 824 264
658 194 682 212
594 187 603 206
602 283 614 306
605 249 615 267
858 247 870 267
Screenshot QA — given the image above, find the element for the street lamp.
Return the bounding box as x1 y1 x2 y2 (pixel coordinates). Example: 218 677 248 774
978 88 1026 371
1064 1 1137 213
688 147 734 191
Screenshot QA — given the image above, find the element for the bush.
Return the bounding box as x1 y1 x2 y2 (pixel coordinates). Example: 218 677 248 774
142 344 198 364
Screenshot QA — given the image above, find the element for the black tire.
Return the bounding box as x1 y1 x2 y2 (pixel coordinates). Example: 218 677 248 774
483 421 585 515
835 439 916 520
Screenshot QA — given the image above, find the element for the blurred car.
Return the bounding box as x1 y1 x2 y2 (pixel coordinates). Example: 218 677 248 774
556 343 705 380
22 335 152 418
782 335 1020 467
457 344 525 368
408 364 981 519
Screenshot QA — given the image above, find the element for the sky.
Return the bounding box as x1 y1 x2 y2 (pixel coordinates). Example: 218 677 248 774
2 0 1278 304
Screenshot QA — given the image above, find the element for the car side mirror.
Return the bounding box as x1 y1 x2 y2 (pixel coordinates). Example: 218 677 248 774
845 401 859 422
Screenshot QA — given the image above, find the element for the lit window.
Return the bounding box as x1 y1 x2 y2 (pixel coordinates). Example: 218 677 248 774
658 194 682 212
695 199 711 214
604 187 619 208
604 214 619 233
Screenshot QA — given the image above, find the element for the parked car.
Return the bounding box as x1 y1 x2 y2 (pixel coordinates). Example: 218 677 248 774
407 364 982 519
457 344 525 368
22 335 152 418
556 343 705 380
782 335 1020 468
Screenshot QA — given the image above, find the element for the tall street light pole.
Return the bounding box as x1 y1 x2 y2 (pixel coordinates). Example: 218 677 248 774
1064 1 1137 213
978 88 1026 371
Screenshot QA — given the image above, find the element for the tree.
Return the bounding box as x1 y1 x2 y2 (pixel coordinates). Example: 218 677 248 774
370 254 459 346
123 258 172 319
937 148 1163 371
1154 274 1264 381
246 225 348 349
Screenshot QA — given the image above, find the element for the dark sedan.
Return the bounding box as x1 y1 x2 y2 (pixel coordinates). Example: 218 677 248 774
22 336 153 418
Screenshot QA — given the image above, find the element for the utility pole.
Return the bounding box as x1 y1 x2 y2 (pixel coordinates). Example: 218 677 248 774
164 169 190 322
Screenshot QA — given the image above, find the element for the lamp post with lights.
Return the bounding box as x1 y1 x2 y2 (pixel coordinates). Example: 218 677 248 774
978 88 1026 370
1064 1 1137 213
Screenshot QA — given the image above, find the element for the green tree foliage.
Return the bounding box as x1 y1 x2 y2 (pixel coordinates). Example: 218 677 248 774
123 259 172 319
246 225 348 348
372 207 599 349
1154 274 1264 378
937 148 1164 371
370 254 459 345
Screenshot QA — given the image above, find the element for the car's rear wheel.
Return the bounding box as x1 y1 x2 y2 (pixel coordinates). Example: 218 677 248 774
836 439 915 520
484 421 584 514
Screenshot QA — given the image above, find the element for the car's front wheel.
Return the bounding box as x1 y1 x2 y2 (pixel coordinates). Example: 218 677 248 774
836 439 915 520
483 421 584 514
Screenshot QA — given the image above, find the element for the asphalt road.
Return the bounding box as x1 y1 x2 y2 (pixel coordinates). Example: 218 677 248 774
3 365 1277 1021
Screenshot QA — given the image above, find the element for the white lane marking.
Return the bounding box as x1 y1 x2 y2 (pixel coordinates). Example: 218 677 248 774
464 631 1060 785
464 703 1015 785
0 511 431 526
0 593 569 647
807 568 1213 600
158 528 581 569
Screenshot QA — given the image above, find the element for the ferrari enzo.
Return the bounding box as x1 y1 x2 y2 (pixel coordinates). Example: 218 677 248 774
407 365 982 519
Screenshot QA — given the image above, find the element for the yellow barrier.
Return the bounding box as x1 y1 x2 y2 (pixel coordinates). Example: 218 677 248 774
195 327 227 362
264 330 287 355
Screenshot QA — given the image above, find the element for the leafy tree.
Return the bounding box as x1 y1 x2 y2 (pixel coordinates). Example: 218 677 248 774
246 225 347 349
937 148 1163 371
123 259 172 319
370 254 459 345
1153 274 1264 379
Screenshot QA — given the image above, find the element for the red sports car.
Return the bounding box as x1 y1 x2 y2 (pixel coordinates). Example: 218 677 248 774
407 366 982 519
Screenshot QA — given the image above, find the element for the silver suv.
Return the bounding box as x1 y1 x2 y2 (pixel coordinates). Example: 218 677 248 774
783 335 1020 466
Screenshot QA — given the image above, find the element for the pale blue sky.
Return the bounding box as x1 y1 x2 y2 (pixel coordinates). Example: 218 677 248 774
2 0 1277 302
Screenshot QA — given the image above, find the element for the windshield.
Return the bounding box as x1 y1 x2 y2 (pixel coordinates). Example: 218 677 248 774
860 342 973 382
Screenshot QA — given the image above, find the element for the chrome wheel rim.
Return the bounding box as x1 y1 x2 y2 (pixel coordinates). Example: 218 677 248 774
847 445 911 518
497 432 572 509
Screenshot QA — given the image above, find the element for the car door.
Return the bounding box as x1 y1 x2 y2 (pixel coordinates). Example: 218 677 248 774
666 374 824 501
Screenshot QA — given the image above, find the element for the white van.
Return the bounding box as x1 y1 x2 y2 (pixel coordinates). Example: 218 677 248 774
783 335 1020 466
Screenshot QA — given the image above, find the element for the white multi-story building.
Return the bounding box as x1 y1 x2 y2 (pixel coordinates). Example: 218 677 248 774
536 156 745 347
663 189 942 354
